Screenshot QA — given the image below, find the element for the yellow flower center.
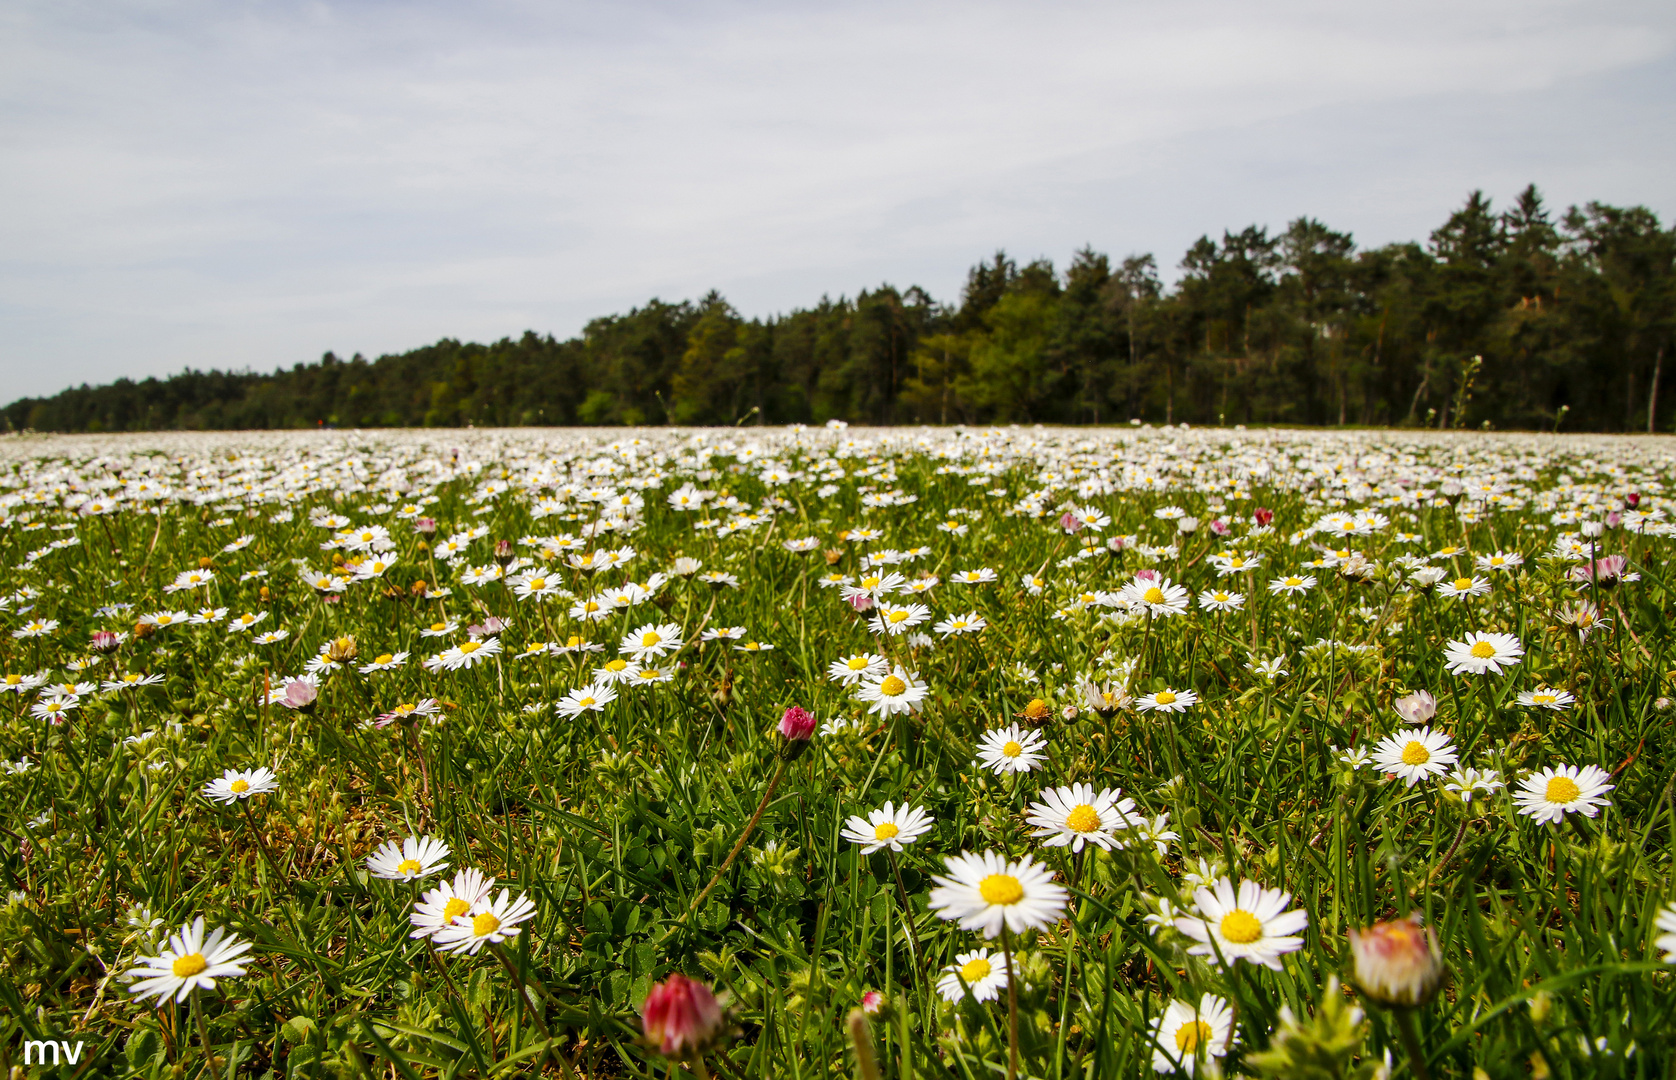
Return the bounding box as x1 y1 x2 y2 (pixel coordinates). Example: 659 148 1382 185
577 696 596 707
1064 805 1101 833
1545 776 1581 804
230 779 249 794
1219 909 1263 944
472 911 501 936
1533 693 1555 704
1176 1020 1214 1054
1469 641 1496 658
1453 578 1473 590
847 656 869 670
874 822 900 841
888 610 909 623
1402 741 1431 765
1002 740 1023 757
459 641 480 654
1143 587 1166 604
959 957 992 983
879 675 906 696
978 874 1024 905
375 654 393 665
430 622 446 632
638 669 659 679
862 576 881 589
605 659 628 672
1154 691 1176 705
528 577 545 590
1285 577 1302 587
397 858 423 876
566 636 582 647
4 676 18 685
172 953 208 978
1214 593 1229 602
443 897 471 921
642 631 661 647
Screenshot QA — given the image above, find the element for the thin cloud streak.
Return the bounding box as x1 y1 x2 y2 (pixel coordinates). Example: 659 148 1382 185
1 1 1673 397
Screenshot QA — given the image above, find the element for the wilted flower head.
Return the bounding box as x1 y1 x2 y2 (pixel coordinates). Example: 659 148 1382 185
642 973 725 1058
1347 914 1446 1007
1392 690 1436 725
325 635 358 664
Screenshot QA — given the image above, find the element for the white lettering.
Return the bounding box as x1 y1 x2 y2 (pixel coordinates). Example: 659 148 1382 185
22 1040 57 1065
62 1040 86 1064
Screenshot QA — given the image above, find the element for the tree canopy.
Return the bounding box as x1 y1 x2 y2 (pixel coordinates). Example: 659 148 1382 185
8 187 1673 433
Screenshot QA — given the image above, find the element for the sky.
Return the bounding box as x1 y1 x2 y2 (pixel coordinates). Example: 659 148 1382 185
2 0 1674 401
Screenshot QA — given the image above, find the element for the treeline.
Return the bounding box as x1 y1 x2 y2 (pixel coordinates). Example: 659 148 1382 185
8 186 1674 433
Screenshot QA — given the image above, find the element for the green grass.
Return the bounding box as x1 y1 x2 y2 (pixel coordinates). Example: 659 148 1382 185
0 427 1672 1079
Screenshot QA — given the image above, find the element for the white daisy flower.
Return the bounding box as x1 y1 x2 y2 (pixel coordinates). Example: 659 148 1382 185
839 802 934 854
433 888 538 955
1654 903 1676 964
1174 877 1308 970
1025 783 1137 852
827 653 889 686
556 681 617 718
619 622 683 660
1149 993 1234 1076
1443 766 1506 803
1513 764 1614 825
855 665 927 716
1135 688 1198 714
975 724 1047 775
928 850 1069 937
1516 687 1575 711
1443 632 1524 676
935 949 1008 1003
366 835 451 882
203 766 279 804
125 917 253 1005
1370 727 1459 787
410 868 496 939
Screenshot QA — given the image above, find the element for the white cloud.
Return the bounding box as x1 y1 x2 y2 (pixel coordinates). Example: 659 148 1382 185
1 0 1672 397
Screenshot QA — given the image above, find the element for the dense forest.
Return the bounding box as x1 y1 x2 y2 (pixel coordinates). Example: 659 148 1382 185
7 187 1674 433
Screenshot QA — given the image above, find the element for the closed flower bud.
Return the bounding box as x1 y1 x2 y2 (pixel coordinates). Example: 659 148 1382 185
1254 507 1274 527
1392 690 1437 725
412 517 437 534
1347 914 1445 1008
642 973 725 1058
778 706 816 759
90 630 123 654
1177 516 1199 534
493 540 514 566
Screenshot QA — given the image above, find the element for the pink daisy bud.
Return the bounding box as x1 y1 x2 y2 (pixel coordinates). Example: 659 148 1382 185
1347 914 1446 1007
1209 519 1229 536
642 973 725 1058
90 631 123 654
1254 507 1274 526
1626 491 1640 508
280 680 318 711
847 594 875 613
778 706 816 742
1392 690 1436 725
412 517 437 534
1059 512 1084 534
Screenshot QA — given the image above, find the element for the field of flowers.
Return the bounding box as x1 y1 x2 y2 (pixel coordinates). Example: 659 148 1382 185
0 424 1673 1080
